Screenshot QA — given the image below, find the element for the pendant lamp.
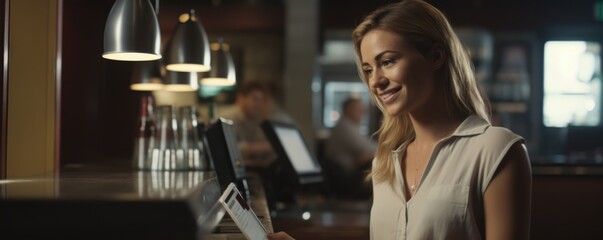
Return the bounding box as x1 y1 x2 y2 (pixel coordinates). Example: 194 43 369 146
201 38 236 86
130 60 165 91
164 10 211 72
163 70 200 92
103 0 162 61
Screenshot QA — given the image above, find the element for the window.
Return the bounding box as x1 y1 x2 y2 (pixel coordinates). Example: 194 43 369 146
543 41 601 127
323 81 370 133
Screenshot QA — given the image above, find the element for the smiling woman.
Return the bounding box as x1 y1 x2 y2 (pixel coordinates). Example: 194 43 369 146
351 0 532 239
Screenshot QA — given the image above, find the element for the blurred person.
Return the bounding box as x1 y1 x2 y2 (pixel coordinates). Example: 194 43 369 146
221 81 276 169
269 0 531 239
324 97 376 198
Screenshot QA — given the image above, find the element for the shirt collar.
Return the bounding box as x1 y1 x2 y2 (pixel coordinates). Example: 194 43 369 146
391 115 490 154
450 115 490 137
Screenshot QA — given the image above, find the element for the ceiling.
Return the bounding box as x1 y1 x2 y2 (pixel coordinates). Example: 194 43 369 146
150 0 603 32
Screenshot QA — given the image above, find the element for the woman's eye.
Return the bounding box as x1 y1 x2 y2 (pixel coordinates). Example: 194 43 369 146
363 68 373 76
382 59 395 67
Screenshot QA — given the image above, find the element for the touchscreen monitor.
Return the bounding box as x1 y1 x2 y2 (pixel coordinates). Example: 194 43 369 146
204 118 248 194
261 120 323 185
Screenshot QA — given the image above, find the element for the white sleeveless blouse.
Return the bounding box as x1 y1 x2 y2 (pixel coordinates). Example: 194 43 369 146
370 116 524 240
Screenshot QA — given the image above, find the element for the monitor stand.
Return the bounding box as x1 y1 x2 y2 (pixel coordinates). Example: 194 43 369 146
235 178 251 203
261 159 299 209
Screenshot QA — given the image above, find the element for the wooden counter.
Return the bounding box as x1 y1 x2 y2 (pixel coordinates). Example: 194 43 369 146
0 166 273 240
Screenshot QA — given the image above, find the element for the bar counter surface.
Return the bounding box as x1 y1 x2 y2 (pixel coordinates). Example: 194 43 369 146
0 163 272 240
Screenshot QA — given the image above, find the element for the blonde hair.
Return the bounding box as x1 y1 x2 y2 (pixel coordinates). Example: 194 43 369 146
352 0 490 184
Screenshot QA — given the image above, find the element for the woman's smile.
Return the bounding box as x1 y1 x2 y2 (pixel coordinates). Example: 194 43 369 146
379 86 402 105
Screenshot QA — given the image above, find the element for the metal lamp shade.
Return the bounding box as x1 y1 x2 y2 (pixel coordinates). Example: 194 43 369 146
164 11 211 72
163 70 200 92
103 0 162 61
130 60 164 91
201 40 236 86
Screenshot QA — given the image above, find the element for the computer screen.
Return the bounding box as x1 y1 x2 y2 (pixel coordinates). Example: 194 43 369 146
204 118 247 192
261 120 323 185
273 126 321 174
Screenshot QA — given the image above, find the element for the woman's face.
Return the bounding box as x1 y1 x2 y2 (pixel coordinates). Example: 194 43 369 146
359 29 437 117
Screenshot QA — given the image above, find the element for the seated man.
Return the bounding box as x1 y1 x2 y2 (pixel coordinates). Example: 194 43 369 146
220 81 277 170
324 97 376 198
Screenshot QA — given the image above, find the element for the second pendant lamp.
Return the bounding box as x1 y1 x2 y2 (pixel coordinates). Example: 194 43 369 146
164 9 211 72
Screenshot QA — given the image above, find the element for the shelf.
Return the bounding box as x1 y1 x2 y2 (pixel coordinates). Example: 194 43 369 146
492 102 528 113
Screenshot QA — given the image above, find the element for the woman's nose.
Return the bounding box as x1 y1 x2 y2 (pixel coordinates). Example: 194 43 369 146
369 70 388 90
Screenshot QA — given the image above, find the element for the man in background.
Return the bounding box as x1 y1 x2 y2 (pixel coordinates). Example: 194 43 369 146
324 97 376 198
220 81 276 170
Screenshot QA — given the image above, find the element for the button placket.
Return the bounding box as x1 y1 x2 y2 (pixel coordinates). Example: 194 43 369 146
392 150 409 240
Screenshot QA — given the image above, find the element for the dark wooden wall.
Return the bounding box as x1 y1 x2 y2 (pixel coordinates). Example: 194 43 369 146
61 0 131 166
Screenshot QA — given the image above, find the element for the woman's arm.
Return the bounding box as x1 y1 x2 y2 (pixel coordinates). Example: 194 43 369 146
483 141 532 240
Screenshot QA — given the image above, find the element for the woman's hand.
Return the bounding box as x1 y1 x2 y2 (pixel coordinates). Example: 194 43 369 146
267 231 295 240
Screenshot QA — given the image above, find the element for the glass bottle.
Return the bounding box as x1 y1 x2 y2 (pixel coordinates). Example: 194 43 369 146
132 94 156 170
149 105 184 171
178 106 208 170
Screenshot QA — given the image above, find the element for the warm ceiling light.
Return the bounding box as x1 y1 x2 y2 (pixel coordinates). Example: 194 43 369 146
201 39 236 86
163 70 200 92
103 0 161 61
164 9 211 72
130 60 164 91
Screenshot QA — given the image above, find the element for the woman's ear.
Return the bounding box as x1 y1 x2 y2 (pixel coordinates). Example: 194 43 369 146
428 43 445 70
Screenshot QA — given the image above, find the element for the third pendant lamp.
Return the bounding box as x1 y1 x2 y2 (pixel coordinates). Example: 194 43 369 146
164 70 200 92
164 9 211 72
201 38 236 86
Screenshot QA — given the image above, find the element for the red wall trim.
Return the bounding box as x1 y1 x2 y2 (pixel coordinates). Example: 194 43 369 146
55 0 62 175
1 0 9 180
